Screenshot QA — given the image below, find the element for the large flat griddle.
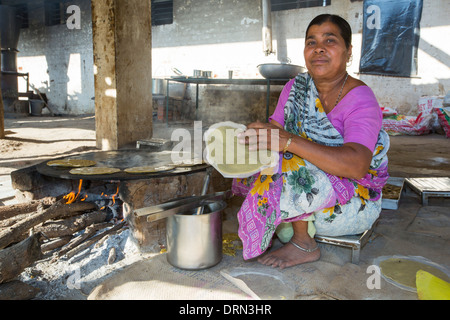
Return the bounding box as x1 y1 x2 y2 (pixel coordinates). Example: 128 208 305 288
37 150 209 181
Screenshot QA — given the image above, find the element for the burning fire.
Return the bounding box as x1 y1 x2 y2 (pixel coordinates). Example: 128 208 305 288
98 187 119 210
63 180 123 222
63 180 120 208
64 179 84 204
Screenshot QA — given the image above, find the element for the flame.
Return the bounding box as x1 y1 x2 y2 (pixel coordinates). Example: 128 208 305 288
99 185 120 206
64 179 83 204
111 185 119 205
63 181 120 210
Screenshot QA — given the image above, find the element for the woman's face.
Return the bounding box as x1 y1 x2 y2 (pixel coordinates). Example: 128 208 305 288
304 21 352 80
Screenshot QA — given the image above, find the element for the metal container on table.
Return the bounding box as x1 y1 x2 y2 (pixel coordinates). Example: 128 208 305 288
166 200 225 270
193 69 202 78
257 63 306 79
201 71 212 78
152 78 167 95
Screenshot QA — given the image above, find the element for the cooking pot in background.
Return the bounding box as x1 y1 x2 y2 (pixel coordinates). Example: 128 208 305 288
257 63 306 79
152 78 167 95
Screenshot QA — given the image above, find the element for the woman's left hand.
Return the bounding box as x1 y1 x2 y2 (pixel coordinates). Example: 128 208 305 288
237 120 291 152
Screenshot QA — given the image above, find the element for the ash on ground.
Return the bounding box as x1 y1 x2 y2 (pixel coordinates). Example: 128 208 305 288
19 228 155 300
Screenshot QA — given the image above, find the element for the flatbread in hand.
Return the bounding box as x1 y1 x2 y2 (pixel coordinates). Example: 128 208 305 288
204 121 279 178
47 159 97 168
69 167 121 175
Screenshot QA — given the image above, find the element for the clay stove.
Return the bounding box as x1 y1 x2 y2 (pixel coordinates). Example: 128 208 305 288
11 149 230 252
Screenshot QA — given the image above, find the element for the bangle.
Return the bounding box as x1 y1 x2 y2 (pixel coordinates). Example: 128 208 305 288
283 134 293 153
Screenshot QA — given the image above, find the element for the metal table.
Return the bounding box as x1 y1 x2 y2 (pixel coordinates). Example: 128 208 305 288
164 77 290 124
404 177 450 205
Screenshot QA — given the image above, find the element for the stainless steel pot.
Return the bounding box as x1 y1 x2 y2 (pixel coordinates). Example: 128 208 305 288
152 78 167 95
166 200 226 270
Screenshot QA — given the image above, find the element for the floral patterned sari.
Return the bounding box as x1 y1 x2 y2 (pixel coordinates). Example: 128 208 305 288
232 73 390 260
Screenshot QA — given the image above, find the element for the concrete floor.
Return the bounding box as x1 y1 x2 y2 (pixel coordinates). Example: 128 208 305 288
1 116 449 300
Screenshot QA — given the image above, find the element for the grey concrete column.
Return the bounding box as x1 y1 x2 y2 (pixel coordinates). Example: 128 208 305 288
91 0 152 150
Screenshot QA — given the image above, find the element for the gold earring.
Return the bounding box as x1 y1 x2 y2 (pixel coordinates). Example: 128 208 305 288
347 55 353 67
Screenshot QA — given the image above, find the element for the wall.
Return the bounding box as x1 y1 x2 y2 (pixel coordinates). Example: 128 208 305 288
153 0 264 78
153 0 450 120
17 0 95 115
15 0 449 117
352 0 450 114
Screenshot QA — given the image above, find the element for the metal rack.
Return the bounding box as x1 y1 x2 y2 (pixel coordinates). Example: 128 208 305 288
164 77 290 125
404 177 450 205
315 228 374 264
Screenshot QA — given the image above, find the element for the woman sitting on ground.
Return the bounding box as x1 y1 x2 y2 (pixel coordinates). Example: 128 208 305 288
233 14 390 269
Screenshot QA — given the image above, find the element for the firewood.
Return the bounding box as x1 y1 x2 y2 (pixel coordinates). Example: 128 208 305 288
35 210 107 239
41 236 72 253
63 221 126 260
52 204 99 220
0 209 45 229
0 233 42 284
0 197 56 221
107 247 117 264
52 222 112 261
0 280 40 300
94 224 127 249
0 199 96 250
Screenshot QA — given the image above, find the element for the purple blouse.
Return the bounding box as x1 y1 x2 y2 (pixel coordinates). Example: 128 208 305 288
269 79 382 152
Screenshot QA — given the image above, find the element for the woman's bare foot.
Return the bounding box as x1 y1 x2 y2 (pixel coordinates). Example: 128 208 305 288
257 237 320 269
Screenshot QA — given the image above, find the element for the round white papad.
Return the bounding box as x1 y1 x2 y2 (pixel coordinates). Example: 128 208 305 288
203 121 279 179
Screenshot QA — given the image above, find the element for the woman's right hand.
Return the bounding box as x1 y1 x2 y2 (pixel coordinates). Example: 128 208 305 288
237 120 292 152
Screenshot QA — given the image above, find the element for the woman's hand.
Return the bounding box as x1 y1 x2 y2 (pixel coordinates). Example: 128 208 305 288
237 120 292 152
237 121 372 180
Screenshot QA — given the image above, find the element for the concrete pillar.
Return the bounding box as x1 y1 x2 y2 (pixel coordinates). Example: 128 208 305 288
91 0 152 150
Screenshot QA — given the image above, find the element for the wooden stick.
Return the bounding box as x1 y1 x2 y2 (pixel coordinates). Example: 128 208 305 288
53 222 112 261
107 247 117 265
0 197 56 221
0 280 40 300
0 212 32 229
0 199 96 250
63 221 125 260
41 236 72 253
0 207 46 229
0 233 42 284
35 210 107 239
